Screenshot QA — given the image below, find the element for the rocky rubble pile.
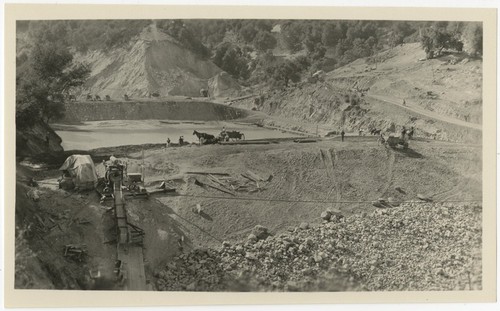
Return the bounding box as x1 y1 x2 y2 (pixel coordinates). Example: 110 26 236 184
154 202 482 291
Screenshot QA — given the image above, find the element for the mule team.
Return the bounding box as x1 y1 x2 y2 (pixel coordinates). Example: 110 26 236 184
193 127 245 145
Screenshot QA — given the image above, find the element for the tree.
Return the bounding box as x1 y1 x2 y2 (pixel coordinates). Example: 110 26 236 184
420 33 435 59
253 31 277 51
266 60 301 88
16 39 90 126
462 22 482 56
419 26 464 59
281 22 304 52
388 22 414 48
321 23 343 47
213 43 249 80
240 23 258 43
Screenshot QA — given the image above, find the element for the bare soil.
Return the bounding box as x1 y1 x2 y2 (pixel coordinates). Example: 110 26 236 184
15 135 481 290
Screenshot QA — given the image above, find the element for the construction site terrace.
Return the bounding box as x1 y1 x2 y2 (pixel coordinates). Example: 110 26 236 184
16 96 482 291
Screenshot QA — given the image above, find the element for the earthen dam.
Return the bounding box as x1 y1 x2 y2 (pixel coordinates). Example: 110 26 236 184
60 99 249 123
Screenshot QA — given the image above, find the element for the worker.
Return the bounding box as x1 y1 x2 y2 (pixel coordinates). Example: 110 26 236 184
179 136 184 145
220 126 227 141
379 133 385 144
166 137 171 148
45 134 50 145
408 127 414 140
403 99 406 106
28 177 38 187
401 126 407 140
341 130 345 142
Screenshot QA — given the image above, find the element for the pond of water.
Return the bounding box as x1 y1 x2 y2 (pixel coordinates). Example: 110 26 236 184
55 120 298 150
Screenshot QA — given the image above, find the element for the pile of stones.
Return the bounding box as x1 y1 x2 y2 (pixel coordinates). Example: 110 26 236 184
155 202 482 291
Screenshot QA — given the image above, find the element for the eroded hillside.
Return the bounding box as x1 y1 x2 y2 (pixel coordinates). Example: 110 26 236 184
237 43 482 143
77 24 241 98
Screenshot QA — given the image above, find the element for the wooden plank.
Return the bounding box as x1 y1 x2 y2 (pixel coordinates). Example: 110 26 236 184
241 173 258 182
186 171 230 176
246 170 265 182
219 141 271 145
207 174 232 191
194 178 235 196
117 245 147 291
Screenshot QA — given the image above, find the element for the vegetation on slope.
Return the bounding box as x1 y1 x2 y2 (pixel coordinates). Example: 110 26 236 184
18 19 483 90
15 19 483 154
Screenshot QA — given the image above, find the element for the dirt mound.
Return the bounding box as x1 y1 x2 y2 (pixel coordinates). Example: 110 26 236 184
76 26 241 98
137 139 481 254
154 201 482 291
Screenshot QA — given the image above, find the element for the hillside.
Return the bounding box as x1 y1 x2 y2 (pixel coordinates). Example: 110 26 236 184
236 43 482 143
77 24 241 98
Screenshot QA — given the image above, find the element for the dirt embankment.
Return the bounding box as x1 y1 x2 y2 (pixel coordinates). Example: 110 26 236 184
16 137 481 290
59 100 249 124
147 139 480 249
15 176 116 290
233 43 482 143
76 25 241 98
17 120 63 157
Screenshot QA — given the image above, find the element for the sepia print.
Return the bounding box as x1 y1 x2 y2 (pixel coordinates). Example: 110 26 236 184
8 5 493 304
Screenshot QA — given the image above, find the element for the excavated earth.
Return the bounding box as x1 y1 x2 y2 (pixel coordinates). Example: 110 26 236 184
15 136 482 291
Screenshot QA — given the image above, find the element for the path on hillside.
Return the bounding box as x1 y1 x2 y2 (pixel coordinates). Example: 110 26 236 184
151 21 160 42
366 94 482 131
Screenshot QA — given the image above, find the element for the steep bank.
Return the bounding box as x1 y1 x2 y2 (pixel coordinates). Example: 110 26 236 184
233 43 482 143
77 25 241 98
16 120 64 157
59 100 249 123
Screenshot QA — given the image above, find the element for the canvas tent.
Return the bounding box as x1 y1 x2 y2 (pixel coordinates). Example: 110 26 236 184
59 155 98 190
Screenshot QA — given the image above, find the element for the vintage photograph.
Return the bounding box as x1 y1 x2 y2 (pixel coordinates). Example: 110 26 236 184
14 16 485 293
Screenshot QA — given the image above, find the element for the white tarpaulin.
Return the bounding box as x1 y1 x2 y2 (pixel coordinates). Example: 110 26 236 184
59 154 98 190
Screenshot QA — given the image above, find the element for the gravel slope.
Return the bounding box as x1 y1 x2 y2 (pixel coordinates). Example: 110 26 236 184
155 202 482 291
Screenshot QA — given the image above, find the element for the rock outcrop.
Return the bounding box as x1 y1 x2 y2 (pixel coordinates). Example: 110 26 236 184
16 120 63 157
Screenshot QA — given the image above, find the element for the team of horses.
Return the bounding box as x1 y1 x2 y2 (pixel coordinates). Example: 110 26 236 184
193 130 245 145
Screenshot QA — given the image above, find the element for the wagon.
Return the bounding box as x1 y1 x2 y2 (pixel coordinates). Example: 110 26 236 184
386 136 408 149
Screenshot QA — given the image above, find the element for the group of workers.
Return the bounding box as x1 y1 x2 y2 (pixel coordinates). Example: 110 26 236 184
163 125 414 147
165 136 183 148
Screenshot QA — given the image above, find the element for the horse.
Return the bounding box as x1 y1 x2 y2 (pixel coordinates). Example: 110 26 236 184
193 130 216 145
123 94 130 101
371 129 381 135
225 131 245 141
94 95 101 101
86 94 93 101
105 95 111 101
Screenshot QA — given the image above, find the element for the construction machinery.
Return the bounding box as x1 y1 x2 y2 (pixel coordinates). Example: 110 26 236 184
101 161 147 290
98 158 148 202
386 136 409 149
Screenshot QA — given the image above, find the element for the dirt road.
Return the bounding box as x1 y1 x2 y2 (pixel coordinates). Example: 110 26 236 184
366 94 482 131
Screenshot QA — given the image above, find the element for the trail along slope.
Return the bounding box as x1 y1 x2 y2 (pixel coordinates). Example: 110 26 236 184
367 93 482 131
